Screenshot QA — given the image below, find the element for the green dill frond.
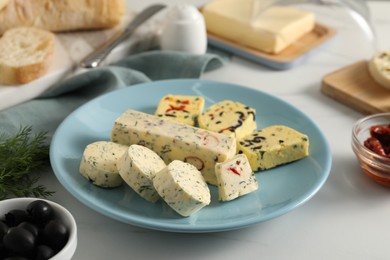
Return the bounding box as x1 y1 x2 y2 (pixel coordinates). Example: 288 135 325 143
0 126 54 200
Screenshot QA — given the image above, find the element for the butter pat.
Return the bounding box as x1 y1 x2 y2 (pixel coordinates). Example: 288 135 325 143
117 145 166 203
202 0 315 54
155 94 205 126
215 154 258 201
368 50 390 90
237 125 309 171
79 141 128 188
153 160 211 217
198 100 256 140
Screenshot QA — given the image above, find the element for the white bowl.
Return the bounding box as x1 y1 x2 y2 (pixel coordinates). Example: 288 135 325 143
0 197 77 260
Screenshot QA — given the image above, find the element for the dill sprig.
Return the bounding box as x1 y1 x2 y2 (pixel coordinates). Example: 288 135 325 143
0 126 55 200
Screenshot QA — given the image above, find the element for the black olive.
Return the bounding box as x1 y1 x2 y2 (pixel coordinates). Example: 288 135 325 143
0 221 9 240
1 200 70 258
18 221 40 238
4 210 29 227
3 257 29 260
35 244 56 260
26 200 54 225
3 226 36 255
43 219 69 251
0 243 9 259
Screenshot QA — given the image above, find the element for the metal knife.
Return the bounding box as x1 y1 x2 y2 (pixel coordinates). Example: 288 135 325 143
79 4 166 69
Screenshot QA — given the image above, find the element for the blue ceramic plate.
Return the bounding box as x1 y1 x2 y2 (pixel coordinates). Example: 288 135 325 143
50 79 331 233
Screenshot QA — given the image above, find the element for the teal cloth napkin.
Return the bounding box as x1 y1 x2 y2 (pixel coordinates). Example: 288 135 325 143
0 50 225 138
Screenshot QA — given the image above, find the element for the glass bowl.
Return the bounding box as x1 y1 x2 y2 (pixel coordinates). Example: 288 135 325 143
352 113 390 186
0 197 77 259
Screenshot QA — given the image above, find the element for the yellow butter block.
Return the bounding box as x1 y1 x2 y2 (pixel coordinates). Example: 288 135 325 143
202 0 315 54
237 125 309 171
155 95 205 126
198 100 256 140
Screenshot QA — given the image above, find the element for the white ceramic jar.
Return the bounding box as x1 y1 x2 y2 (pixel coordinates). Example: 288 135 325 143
160 4 207 55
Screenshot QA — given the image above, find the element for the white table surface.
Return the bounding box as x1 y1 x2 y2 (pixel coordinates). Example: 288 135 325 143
39 1 390 259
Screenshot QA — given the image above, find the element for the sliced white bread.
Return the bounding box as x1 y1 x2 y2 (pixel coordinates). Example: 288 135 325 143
368 50 390 90
0 26 55 85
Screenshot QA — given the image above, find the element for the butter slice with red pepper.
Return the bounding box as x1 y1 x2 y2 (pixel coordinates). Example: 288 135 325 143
111 109 236 185
155 95 205 126
215 154 258 201
237 125 309 171
198 100 257 140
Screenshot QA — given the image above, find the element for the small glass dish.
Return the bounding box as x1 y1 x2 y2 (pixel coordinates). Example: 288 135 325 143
352 113 390 186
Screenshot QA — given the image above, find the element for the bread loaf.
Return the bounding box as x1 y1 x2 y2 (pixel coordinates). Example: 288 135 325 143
0 0 10 11
0 27 55 85
0 0 125 35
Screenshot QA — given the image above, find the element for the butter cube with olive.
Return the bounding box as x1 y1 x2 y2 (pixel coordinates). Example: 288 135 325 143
198 100 257 140
237 125 309 171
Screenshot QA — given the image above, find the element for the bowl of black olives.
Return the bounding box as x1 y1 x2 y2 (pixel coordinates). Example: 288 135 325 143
0 198 77 260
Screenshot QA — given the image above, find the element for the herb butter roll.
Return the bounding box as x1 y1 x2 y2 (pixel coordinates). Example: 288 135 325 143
153 160 211 217
79 141 128 188
117 144 166 203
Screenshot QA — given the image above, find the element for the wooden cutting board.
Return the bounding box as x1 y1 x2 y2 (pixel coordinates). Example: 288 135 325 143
321 60 390 115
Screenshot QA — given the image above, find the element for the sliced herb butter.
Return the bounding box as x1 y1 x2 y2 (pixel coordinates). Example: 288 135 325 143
237 125 309 171
153 160 211 217
79 141 128 188
117 144 166 203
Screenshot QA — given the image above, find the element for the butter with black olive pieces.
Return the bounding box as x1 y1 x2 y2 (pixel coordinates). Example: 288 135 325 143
198 100 256 140
237 125 309 171
111 109 237 185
